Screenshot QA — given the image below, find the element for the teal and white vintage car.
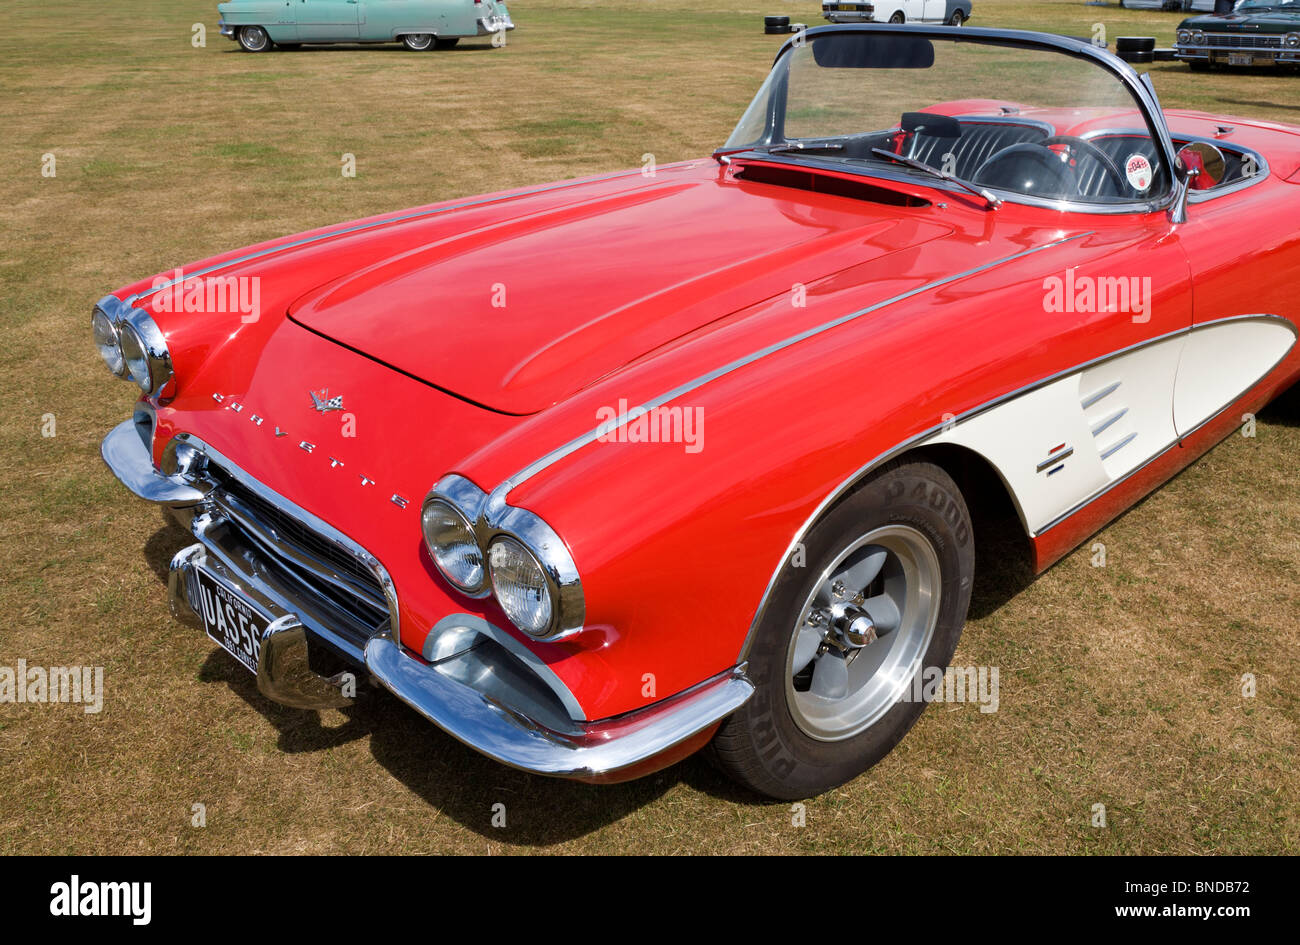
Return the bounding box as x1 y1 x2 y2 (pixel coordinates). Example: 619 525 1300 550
217 0 515 52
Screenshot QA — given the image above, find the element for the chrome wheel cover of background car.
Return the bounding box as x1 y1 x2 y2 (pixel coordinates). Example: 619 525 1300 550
240 27 269 52
404 34 434 50
784 525 941 741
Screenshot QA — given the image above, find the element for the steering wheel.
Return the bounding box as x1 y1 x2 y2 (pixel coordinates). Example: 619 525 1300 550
1038 135 1127 196
972 143 1080 199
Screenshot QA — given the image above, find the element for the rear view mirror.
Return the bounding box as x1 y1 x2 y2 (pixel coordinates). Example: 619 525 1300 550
811 33 936 69
1177 141 1227 189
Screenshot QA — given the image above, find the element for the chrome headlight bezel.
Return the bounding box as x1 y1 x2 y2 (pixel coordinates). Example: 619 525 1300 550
421 480 489 597
119 308 174 397
422 475 586 639
1177 29 1192 45
1287 32 1300 48
1191 29 1205 44
487 504 585 639
92 295 176 403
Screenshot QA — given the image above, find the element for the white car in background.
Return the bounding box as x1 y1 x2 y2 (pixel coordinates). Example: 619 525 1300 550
822 0 972 25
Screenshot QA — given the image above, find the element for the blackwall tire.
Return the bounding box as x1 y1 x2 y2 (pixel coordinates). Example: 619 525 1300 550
709 460 975 800
1117 36 1157 54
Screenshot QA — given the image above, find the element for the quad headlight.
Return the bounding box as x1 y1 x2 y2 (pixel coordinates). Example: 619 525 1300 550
487 537 553 635
1287 32 1300 48
1177 29 1192 45
421 474 585 639
92 306 126 378
421 498 486 594
92 296 175 401
1191 29 1205 44
118 319 152 389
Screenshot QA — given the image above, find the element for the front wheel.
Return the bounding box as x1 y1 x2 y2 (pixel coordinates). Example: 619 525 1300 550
237 26 272 52
401 33 434 51
948 10 965 26
710 460 975 799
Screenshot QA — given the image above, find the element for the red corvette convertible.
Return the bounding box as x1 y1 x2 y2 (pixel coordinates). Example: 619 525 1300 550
96 25 1299 799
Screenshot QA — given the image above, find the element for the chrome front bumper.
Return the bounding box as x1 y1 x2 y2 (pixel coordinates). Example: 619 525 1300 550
168 542 357 710
102 418 753 782
1173 44 1299 63
367 633 750 781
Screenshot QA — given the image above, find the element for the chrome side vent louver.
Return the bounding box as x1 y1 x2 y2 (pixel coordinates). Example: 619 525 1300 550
1099 431 1138 461
1080 379 1138 466
1090 407 1129 438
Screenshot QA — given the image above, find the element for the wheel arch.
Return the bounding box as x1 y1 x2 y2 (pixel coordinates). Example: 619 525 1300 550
737 440 1032 661
898 442 1034 574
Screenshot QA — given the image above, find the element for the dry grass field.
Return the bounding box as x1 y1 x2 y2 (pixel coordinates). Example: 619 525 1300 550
2 0 1298 854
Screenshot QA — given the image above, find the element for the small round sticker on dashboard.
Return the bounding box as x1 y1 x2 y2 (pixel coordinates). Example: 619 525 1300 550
1125 154 1153 192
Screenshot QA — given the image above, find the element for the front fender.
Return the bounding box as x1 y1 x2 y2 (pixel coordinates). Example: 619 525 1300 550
469 224 1190 719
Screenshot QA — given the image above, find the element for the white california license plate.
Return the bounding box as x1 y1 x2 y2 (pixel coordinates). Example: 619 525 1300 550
193 568 267 675
1227 53 1256 66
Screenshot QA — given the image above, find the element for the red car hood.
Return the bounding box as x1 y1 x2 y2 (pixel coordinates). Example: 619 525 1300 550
289 173 952 414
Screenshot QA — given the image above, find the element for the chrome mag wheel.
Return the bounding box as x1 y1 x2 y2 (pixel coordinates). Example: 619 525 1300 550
784 524 941 741
709 460 973 799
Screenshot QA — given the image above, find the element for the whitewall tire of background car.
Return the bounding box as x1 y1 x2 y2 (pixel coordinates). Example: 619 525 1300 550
710 460 975 799
237 26 272 52
402 33 435 51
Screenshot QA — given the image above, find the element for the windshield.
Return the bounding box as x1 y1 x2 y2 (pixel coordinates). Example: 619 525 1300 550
1236 0 1300 9
723 30 1172 208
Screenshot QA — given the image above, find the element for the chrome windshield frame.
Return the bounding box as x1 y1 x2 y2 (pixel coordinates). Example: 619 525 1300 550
716 24 1183 217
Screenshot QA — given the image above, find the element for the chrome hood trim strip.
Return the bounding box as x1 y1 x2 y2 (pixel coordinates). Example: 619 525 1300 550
130 168 645 303
489 231 1094 508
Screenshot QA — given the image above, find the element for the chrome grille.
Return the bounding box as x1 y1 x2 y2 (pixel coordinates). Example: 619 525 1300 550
204 462 390 650
1205 33 1283 49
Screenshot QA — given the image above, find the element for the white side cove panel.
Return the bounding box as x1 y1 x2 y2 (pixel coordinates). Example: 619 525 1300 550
931 334 1187 536
1173 317 1298 436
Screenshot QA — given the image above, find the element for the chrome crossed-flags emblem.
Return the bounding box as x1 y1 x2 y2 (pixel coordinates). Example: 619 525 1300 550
309 388 344 413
